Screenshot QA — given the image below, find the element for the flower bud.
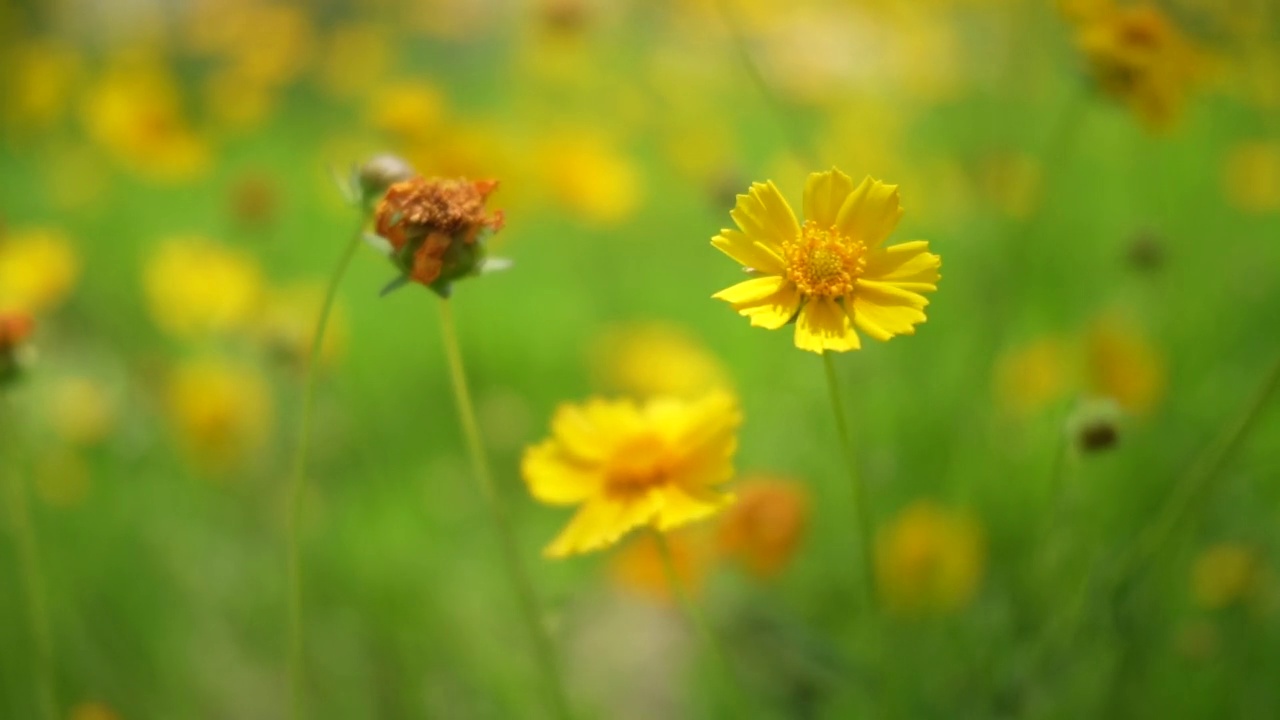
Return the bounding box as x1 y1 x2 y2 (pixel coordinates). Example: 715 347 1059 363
1067 397 1123 454
372 176 505 297
357 154 416 207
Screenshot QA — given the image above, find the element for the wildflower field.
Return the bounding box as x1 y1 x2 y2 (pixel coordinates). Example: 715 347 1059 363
2 0 1279 718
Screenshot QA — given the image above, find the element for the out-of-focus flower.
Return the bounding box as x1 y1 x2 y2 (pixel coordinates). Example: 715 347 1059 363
1223 141 1280 215
1086 318 1165 415
876 501 984 616
82 52 210 181
712 168 941 354
3 39 82 129
165 357 272 473
370 176 505 295
0 313 36 383
996 336 1075 416
590 322 730 400
204 68 275 131
0 227 80 314
47 376 116 447
1066 397 1123 454
1191 543 1262 611
976 152 1043 220
68 701 120 720
254 282 349 369
537 132 641 225
716 477 810 579
522 392 741 558
368 81 446 146
229 173 279 228
144 237 263 339
319 22 393 100
611 531 708 602
1074 3 1201 132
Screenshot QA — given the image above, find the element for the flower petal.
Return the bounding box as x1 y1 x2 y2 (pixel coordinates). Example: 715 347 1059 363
711 275 786 306
522 441 601 505
803 168 856 228
863 241 941 291
857 279 931 309
711 229 786 274
835 176 903 248
850 292 928 341
544 493 661 558
720 281 802 330
655 485 735 531
794 297 861 354
729 181 800 250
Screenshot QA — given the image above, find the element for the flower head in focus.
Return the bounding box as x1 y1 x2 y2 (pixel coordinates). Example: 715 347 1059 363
523 392 741 558
1074 3 1201 132
712 168 940 353
370 176 506 297
876 501 984 616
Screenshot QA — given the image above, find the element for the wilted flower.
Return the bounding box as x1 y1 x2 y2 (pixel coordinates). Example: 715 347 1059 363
1074 3 1200 132
371 176 505 296
716 478 810 579
1192 543 1263 611
144 237 263 339
0 227 80 314
590 322 730 399
522 392 741 558
165 357 272 473
712 168 940 354
876 501 984 616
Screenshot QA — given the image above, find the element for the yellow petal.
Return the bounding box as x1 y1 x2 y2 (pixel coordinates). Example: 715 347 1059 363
835 176 903 247
655 485 735 531
857 280 931 309
793 298 860 354
863 241 941 291
803 168 856 228
711 229 786 274
711 275 787 306
521 441 601 505
851 290 928 341
729 181 800 250
732 282 802 330
544 493 661 558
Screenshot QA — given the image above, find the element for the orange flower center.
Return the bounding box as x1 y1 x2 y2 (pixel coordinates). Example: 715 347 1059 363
606 433 671 492
782 221 866 298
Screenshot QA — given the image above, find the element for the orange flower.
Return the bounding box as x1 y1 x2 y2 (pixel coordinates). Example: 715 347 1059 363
0 312 35 382
372 176 505 294
716 478 810 579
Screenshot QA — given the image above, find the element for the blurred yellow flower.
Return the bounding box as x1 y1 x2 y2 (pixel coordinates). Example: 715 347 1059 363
1074 3 1200 132
369 81 446 145
68 701 120 720
523 392 741 558
715 477 809 579
996 335 1075 416
319 22 393 100
3 39 81 129
538 132 641 225
1223 141 1280 215
255 282 349 369
204 68 275 131
712 168 941 354
1191 543 1262 611
144 237 263 339
47 376 116 447
166 357 272 473
1086 318 1165 415
0 227 80 314
611 531 708 602
590 322 730 399
876 501 984 616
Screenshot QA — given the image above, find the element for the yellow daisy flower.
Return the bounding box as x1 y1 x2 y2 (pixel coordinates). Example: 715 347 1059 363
522 392 741 558
711 168 940 354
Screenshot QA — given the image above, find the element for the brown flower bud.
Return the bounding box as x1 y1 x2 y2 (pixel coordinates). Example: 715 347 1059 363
358 154 416 206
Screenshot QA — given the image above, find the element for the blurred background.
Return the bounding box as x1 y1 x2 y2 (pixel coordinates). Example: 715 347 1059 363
1 0 1279 717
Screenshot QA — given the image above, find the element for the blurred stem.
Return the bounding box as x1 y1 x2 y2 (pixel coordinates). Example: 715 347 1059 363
2 402 57 720
653 531 750 716
715 0 818 166
437 299 574 720
285 228 362 720
822 353 877 609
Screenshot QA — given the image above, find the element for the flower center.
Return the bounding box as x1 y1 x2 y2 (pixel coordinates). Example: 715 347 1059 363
782 221 866 298
606 433 671 493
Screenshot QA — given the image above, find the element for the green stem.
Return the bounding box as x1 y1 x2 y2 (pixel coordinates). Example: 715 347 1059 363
436 299 574 720
653 531 750 716
3 402 57 720
286 229 362 720
822 352 877 609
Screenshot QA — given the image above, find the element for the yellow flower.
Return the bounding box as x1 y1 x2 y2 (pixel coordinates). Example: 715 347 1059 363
1075 3 1200 132
876 501 984 616
0 227 80 314
143 237 263 339
715 477 810 579
1086 318 1165 415
3 39 82 129
712 168 940 354
995 335 1075 416
166 357 272 473
1223 141 1280 215
1191 543 1262 611
537 132 641 225
590 322 730 399
523 392 741 558
47 376 116 447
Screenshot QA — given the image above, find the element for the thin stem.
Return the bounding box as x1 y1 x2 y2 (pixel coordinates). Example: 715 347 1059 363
653 531 750 716
822 352 877 609
3 402 57 720
286 228 362 720
437 299 574 720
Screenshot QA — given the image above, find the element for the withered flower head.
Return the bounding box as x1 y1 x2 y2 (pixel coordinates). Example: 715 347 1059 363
0 313 36 384
373 176 505 297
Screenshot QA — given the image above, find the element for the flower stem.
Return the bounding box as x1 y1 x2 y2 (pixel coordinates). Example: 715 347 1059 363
2 403 57 720
436 299 574 720
286 229 362 720
821 352 877 609
652 531 750 715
